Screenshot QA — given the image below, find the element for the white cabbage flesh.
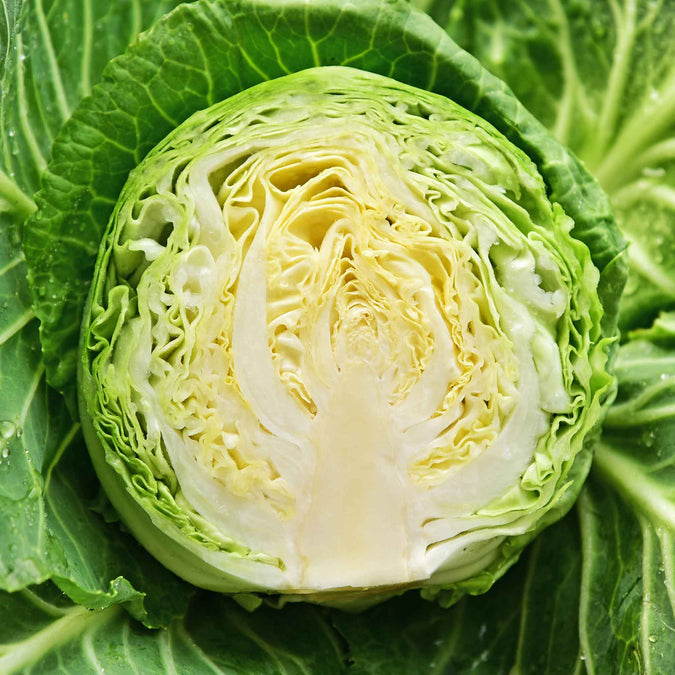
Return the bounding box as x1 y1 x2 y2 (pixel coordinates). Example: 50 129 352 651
89 68 587 594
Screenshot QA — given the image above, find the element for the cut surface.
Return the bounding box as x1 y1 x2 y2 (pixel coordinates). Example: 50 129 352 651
81 68 602 594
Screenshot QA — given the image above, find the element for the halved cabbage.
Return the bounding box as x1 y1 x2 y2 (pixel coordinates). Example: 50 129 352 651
79 67 612 606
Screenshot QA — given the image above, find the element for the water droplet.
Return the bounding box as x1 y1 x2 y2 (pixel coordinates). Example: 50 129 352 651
641 166 665 178
0 420 16 440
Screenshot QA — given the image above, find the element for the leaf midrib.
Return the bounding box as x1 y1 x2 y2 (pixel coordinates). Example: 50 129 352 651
595 69 675 192
0 604 121 674
593 442 675 531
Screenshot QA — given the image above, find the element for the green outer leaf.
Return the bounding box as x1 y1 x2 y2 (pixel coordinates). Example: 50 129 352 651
427 0 675 333
577 320 675 673
577 475 675 674
0 583 346 674
0 0 196 628
0 0 21 71
0 0 187 199
23 0 626 406
630 310 675 346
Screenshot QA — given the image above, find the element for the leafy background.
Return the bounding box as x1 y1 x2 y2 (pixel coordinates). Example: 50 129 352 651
0 0 673 672
416 0 675 332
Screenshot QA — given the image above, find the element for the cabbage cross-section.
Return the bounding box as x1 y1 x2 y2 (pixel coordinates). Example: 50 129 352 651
80 68 611 603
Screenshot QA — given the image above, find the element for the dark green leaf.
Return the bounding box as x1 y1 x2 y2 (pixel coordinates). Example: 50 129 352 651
0 583 345 674
0 0 195 628
578 318 675 673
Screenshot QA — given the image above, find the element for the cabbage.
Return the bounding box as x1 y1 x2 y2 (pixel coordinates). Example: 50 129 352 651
79 67 613 604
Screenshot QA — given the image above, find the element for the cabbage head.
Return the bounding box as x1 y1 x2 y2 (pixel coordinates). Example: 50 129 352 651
77 67 616 607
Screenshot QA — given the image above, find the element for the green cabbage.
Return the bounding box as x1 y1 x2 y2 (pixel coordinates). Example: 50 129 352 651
79 67 613 605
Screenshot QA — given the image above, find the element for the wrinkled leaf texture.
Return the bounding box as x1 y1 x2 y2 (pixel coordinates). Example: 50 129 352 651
2 0 673 673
